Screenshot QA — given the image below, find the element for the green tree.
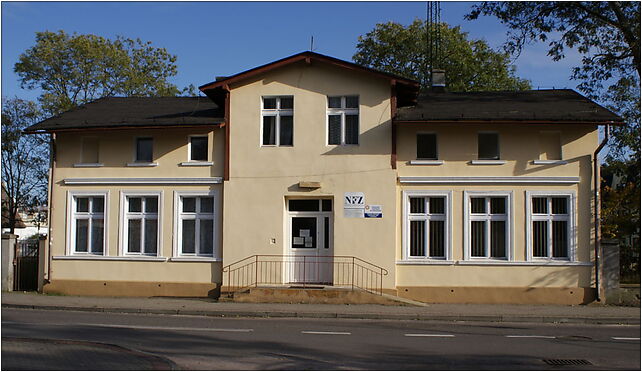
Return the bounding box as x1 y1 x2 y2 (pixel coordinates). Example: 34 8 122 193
352 20 531 92
14 30 182 115
1 97 48 233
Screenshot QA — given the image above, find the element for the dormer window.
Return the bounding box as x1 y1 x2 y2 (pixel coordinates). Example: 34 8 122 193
262 96 293 147
327 95 359 145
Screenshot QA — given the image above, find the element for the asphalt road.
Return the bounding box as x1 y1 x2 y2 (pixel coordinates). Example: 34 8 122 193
1 308 640 370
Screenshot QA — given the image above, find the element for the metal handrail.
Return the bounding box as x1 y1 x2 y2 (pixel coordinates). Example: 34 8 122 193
222 255 389 297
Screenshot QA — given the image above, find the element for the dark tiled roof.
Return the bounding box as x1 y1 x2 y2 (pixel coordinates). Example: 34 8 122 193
24 97 224 132
396 89 623 123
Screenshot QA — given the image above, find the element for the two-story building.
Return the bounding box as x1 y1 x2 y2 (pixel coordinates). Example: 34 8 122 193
25 52 622 304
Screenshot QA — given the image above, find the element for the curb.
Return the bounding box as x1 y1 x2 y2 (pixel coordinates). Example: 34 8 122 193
3 303 639 325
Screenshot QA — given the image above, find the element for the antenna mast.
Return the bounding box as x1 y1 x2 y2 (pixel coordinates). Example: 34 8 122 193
427 1 442 88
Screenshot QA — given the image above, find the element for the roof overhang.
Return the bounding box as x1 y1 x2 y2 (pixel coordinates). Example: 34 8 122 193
393 120 625 126
23 122 224 135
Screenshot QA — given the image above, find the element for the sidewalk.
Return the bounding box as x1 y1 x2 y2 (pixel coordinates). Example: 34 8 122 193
2 291 640 325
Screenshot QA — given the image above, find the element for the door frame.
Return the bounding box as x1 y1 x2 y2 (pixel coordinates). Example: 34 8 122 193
285 206 333 284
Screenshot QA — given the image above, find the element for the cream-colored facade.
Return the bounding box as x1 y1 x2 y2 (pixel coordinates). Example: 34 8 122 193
41 54 606 304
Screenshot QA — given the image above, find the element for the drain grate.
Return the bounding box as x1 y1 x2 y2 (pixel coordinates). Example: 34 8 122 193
543 359 592 366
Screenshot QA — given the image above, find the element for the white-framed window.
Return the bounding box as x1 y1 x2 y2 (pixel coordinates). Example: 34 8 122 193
526 191 575 261
119 191 162 256
189 135 209 162
327 95 359 145
173 191 220 258
261 96 293 146
402 191 452 261
464 191 512 260
66 191 108 255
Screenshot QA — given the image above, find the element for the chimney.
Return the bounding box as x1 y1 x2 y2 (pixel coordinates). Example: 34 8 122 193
431 69 446 92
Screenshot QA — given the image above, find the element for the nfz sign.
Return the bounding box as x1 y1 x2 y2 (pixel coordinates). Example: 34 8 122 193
344 192 365 218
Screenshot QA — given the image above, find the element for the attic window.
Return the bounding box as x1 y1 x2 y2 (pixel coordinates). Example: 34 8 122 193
478 132 499 160
262 96 293 147
190 136 208 161
417 133 437 160
327 96 359 145
136 137 153 162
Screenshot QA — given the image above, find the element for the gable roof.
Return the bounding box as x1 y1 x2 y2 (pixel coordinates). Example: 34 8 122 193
24 97 224 133
199 51 421 107
395 89 624 124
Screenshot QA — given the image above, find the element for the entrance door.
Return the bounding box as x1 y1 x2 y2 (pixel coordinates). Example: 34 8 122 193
286 199 332 284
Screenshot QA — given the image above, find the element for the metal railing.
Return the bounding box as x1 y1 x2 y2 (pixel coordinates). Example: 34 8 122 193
222 255 388 297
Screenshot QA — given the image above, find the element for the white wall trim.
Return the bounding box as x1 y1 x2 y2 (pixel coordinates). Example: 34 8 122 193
126 162 158 167
179 161 214 167
73 163 104 168
398 176 580 184
525 190 577 262
469 160 507 165
396 260 455 265
64 177 223 185
118 190 163 258
53 255 167 262
531 160 568 165
168 257 222 262
65 190 110 256
401 190 453 261
408 160 444 165
456 260 591 266
463 190 514 261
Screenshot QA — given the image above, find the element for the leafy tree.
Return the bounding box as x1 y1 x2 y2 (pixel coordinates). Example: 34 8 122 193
1 97 48 234
14 30 182 115
353 20 531 92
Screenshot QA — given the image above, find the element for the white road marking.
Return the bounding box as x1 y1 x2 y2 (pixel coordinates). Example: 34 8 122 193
404 334 455 337
301 331 351 335
611 337 640 341
2 321 253 333
505 335 555 339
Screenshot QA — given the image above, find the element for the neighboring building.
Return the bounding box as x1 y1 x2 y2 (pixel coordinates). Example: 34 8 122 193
25 52 623 304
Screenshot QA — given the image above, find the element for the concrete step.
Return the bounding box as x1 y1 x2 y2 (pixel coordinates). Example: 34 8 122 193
229 286 409 305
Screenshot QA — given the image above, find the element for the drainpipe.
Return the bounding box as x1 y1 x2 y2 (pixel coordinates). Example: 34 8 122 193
593 125 610 302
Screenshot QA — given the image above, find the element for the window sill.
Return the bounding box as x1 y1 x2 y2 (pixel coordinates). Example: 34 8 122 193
53 255 167 262
396 260 454 265
127 162 158 167
169 257 222 262
469 160 507 165
179 161 213 167
531 160 568 165
408 160 444 165
73 163 104 168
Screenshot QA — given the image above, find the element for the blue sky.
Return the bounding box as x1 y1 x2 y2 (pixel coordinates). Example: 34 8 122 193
2 1 583 101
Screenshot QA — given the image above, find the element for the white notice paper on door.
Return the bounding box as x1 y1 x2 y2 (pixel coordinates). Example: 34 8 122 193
300 230 310 237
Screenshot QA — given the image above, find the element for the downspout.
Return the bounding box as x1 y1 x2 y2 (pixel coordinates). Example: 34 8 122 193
46 132 56 284
593 124 610 302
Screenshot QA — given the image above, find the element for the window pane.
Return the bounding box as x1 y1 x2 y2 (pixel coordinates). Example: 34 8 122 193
263 97 276 109
429 197 445 214
144 219 157 254
471 221 486 257
552 197 568 214
128 219 141 253
532 221 548 257
279 97 293 109
136 138 153 162
328 115 341 145
129 197 142 213
478 133 499 160
324 216 330 249
490 197 505 214
190 137 208 161
471 198 486 214
328 96 341 108
279 115 293 146
200 197 214 213
92 197 104 213
182 220 196 254
410 197 425 214
76 198 89 213
262 116 276 145
490 221 506 258
410 220 425 257
345 115 359 144
182 197 196 213
145 197 158 213
345 96 359 108
289 199 319 212
75 219 88 252
291 217 317 249
199 219 214 255
417 134 437 159
322 199 332 212
429 220 445 257
552 221 568 258
91 218 104 254
532 197 548 214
